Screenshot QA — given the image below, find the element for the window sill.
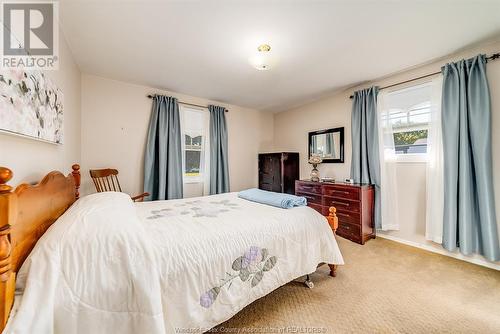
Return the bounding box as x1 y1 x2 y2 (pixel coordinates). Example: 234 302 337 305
394 154 428 164
184 178 203 184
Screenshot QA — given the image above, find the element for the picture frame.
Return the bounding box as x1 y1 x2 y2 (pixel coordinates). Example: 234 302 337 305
308 127 344 163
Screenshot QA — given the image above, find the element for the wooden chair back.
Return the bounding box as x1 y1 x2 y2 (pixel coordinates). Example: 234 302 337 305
89 168 123 193
89 168 149 202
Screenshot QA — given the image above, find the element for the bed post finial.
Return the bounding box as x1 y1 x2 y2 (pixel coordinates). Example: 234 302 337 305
72 164 81 199
0 168 13 194
327 206 338 232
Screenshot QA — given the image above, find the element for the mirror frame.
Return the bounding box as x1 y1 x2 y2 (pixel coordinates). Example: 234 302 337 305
308 127 345 163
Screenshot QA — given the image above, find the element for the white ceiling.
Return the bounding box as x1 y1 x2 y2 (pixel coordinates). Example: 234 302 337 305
59 0 500 112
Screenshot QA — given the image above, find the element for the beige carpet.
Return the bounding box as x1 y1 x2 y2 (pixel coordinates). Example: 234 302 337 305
217 237 500 333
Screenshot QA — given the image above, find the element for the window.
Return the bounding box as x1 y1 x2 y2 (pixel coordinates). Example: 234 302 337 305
379 83 433 161
185 134 202 176
180 107 208 183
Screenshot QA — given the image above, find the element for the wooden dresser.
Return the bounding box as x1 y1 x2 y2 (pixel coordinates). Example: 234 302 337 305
295 180 375 244
258 153 299 194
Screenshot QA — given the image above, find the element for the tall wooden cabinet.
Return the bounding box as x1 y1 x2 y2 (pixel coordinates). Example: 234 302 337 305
258 153 299 194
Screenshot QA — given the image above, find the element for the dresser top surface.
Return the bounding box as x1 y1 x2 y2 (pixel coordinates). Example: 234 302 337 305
297 179 373 188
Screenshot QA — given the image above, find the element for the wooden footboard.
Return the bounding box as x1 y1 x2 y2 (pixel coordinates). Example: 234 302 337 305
322 207 339 277
0 165 81 332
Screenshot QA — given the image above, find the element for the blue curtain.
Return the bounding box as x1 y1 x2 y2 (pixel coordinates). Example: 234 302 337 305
350 87 381 229
441 54 499 261
209 105 229 194
144 95 183 200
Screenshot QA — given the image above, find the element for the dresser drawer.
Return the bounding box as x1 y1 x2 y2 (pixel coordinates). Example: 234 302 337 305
296 192 322 205
323 196 360 213
335 210 361 225
323 185 360 201
336 221 361 243
295 183 322 195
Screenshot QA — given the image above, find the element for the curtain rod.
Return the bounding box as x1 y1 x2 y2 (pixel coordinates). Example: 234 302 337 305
147 94 228 112
349 52 500 99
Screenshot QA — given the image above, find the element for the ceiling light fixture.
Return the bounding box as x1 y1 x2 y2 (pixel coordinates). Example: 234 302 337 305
249 44 273 71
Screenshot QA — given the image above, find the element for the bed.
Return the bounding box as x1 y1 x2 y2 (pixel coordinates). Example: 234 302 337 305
0 165 343 334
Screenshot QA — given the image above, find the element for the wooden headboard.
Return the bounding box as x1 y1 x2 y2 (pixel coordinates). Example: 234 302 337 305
0 164 80 332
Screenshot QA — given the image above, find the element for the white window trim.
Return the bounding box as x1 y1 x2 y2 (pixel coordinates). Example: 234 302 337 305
394 153 428 164
183 174 204 183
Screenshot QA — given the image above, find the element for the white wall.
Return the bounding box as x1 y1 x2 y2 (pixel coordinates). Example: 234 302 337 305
0 30 81 185
273 40 500 268
274 89 352 182
80 74 274 197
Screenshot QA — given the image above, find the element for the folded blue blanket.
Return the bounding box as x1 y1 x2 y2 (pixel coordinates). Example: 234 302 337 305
238 188 307 209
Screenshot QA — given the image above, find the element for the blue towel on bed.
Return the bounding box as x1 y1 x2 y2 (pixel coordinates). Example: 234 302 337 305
238 188 307 209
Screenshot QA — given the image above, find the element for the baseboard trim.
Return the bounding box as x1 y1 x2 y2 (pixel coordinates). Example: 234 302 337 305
377 233 500 271
379 224 399 231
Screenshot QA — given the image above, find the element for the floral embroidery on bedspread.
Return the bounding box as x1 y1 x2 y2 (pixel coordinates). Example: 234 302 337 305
146 199 239 219
200 246 277 308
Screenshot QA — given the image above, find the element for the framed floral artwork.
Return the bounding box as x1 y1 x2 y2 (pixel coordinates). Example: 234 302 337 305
0 68 63 144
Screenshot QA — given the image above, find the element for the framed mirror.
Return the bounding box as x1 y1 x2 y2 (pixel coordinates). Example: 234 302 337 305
308 127 344 163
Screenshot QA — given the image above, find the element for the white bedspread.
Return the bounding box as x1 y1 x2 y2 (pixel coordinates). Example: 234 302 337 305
5 192 343 334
